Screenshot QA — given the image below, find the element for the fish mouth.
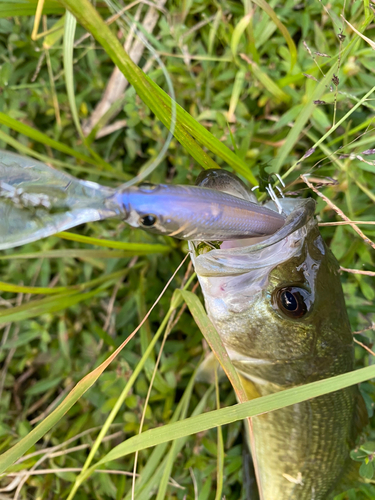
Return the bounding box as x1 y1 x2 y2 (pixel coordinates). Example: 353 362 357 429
189 197 316 277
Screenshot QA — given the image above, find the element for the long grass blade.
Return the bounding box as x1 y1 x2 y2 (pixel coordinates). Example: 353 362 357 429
0 113 114 171
252 0 297 71
86 363 375 469
56 232 171 253
56 0 258 184
0 258 187 474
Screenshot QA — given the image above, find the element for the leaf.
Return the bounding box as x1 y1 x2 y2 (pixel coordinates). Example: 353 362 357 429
0 248 166 261
242 56 290 103
227 69 246 122
63 12 82 139
252 0 297 71
351 449 369 462
25 377 63 396
361 442 375 454
231 14 251 57
359 460 374 480
56 232 171 253
87 363 375 469
0 1 63 17
178 290 247 403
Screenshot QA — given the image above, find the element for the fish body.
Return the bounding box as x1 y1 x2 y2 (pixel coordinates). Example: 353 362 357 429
189 171 366 500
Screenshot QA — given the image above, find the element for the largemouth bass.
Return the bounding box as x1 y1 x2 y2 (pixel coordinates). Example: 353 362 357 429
189 170 367 500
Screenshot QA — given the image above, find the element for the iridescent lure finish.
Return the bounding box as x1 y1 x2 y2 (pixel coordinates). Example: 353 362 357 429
0 151 284 249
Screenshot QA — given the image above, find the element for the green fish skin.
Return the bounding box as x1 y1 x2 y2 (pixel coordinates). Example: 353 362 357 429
190 171 367 500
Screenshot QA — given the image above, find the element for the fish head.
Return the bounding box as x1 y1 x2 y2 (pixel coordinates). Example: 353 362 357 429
190 195 353 388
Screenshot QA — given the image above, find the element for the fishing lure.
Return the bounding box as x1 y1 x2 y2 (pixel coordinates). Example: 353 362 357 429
0 150 284 249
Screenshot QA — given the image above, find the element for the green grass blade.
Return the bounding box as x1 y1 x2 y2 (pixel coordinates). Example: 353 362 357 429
245 58 290 102
56 232 171 253
227 69 246 122
0 249 155 260
0 269 129 325
0 286 106 325
179 290 247 402
0 267 136 295
252 0 297 71
0 1 63 17
214 367 224 500
155 441 178 500
0 112 114 171
56 0 257 184
231 14 251 57
63 12 83 140
63 11 112 166
0 281 70 294
89 364 375 468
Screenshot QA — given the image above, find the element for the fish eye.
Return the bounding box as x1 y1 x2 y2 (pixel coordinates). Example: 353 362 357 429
139 214 157 227
273 286 309 319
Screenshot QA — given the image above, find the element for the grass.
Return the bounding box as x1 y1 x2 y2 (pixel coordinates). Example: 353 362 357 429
0 0 375 499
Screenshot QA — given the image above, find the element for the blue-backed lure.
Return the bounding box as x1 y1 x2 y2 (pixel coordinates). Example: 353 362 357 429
0 150 284 250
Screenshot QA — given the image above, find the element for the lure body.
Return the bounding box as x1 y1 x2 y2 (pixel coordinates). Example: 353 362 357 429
189 171 367 499
0 150 284 249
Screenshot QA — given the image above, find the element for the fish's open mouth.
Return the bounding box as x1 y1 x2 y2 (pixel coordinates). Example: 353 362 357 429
189 198 316 278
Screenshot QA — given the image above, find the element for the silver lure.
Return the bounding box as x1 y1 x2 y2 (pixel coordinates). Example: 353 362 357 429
0 151 285 250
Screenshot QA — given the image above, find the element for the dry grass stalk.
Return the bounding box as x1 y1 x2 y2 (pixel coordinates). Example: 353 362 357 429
82 0 167 137
319 221 375 226
301 174 375 250
353 338 375 358
340 267 375 277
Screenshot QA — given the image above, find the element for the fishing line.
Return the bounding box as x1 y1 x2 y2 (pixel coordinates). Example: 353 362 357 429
103 0 177 188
